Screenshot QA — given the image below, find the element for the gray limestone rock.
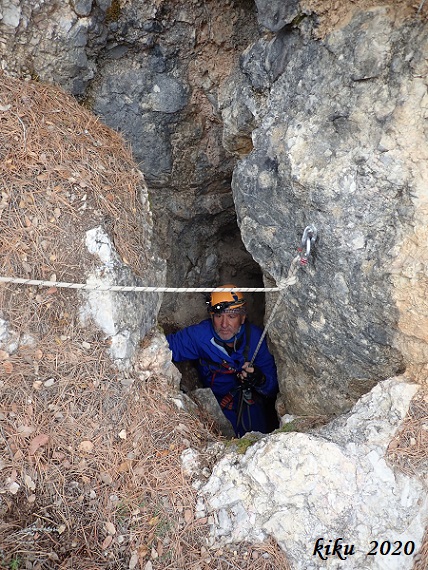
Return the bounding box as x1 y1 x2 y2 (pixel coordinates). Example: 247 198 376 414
192 388 236 439
0 1 109 95
255 0 302 33
80 226 165 369
225 8 428 414
72 0 93 18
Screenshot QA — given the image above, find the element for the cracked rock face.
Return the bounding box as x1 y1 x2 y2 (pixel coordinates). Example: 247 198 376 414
223 6 428 414
83 0 263 329
2 4 428 568
198 377 427 570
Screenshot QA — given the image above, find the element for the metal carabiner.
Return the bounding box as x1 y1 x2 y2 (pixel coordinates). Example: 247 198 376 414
300 225 318 264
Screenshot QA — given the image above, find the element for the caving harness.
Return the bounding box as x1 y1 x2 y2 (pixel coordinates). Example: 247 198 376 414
198 320 253 409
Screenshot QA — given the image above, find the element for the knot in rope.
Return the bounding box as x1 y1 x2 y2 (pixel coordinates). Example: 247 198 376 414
277 274 298 289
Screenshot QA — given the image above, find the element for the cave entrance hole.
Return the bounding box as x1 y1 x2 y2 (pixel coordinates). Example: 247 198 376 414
159 224 280 438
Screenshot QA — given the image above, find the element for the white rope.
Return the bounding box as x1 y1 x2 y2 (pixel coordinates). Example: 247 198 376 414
0 276 282 293
0 227 317 295
249 254 301 365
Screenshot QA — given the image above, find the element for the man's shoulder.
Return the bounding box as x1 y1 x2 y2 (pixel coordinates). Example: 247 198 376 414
190 318 211 329
182 318 212 336
167 319 211 340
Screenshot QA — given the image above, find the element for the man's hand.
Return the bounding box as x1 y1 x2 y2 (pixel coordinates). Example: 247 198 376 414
237 362 265 388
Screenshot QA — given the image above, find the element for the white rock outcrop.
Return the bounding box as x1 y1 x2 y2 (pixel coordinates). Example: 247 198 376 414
80 226 165 368
198 377 427 569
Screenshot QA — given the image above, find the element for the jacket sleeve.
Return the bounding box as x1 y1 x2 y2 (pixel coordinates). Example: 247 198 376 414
166 324 203 362
252 337 278 398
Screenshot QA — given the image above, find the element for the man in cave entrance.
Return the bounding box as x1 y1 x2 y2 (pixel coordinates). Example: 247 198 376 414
166 286 278 437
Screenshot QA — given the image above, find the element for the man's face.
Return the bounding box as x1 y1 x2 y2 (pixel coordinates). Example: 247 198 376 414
212 311 246 341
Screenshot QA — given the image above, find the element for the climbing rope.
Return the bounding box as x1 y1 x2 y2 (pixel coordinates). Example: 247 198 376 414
0 278 283 293
249 254 300 366
236 224 317 432
1 224 317 435
249 224 317 365
236 250 304 432
0 225 317 295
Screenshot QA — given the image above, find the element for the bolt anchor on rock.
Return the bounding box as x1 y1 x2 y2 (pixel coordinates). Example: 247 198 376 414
299 224 318 265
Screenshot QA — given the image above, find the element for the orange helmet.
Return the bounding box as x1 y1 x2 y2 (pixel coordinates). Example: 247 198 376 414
207 284 246 314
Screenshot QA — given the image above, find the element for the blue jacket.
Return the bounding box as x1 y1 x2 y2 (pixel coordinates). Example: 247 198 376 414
167 319 278 435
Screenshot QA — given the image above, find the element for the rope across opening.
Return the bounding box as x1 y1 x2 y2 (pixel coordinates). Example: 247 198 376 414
0 276 282 293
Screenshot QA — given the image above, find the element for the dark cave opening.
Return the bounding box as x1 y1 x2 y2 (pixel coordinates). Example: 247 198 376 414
159 226 280 438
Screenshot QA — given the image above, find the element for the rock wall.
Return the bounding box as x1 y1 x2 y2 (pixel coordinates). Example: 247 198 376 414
0 0 110 94
88 0 264 328
2 3 428 569
222 3 428 414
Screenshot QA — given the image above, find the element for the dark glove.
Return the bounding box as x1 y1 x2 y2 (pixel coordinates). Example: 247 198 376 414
238 365 265 389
